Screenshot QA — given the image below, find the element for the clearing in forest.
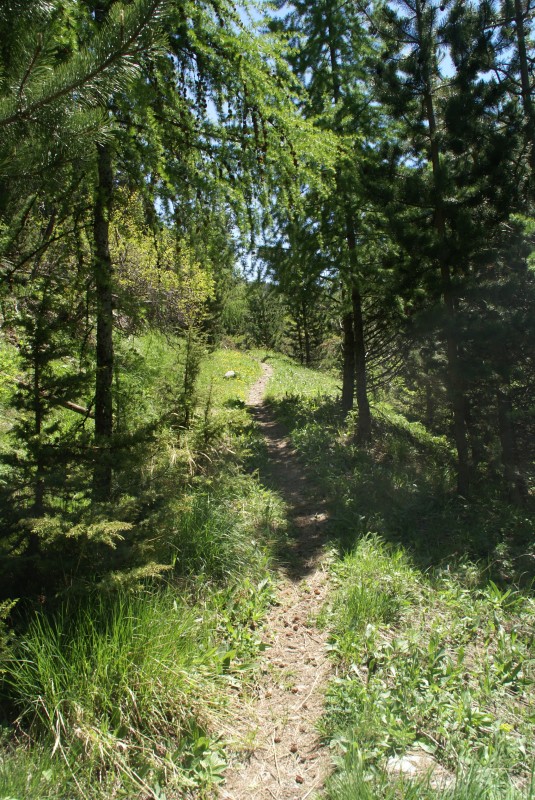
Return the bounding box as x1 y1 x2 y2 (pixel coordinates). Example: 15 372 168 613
219 362 334 800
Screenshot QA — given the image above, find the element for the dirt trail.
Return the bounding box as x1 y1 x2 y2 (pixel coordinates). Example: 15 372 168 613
219 362 333 800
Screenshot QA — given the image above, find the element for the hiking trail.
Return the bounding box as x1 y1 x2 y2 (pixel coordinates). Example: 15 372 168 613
219 362 333 800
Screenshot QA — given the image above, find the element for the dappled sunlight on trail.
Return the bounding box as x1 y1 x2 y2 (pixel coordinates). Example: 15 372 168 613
219 362 334 800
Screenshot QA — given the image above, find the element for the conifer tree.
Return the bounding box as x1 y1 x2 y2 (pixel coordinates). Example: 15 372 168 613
372 0 474 491
269 0 381 441
370 0 534 497
86 0 325 494
442 0 534 500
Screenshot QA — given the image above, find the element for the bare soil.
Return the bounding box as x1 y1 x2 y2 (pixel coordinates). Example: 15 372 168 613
218 362 333 800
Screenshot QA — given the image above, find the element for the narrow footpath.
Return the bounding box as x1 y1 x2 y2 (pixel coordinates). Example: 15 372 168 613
219 363 333 800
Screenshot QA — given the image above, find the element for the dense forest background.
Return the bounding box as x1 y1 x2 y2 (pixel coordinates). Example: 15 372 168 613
0 0 534 798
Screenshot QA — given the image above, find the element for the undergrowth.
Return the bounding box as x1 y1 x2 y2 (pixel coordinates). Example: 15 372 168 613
1 577 276 799
251 350 339 404
0 340 284 799
322 536 535 799
262 378 535 799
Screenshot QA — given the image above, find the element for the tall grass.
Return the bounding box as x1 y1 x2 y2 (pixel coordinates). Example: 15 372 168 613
0 341 281 798
4 590 224 796
256 369 535 799
158 472 286 583
326 754 535 800
0 743 74 800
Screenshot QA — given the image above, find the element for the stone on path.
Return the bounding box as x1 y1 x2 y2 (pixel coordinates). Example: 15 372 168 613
386 751 455 790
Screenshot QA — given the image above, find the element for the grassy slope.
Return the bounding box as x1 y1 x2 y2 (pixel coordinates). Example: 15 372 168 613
251 350 339 402
2 347 534 799
260 360 535 799
0 340 282 800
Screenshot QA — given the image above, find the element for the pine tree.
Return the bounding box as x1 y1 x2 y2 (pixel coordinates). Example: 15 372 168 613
442 0 534 500
269 0 381 441
371 0 475 491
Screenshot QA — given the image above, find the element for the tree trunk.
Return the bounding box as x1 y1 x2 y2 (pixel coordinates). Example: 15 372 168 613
344 206 372 442
341 309 355 415
32 341 45 520
443 292 470 494
514 0 535 180
464 396 485 468
302 298 311 366
296 316 304 365
326 10 369 423
424 362 435 429
497 387 526 505
352 286 372 444
92 141 114 501
27 322 45 563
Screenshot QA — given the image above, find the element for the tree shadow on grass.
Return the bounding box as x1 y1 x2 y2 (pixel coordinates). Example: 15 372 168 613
223 398 246 409
264 396 535 588
247 402 334 582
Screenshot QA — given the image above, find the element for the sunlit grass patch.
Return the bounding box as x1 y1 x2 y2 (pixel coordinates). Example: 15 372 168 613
197 348 263 406
0 742 75 800
1 577 277 798
5 591 218 789
116 333 262 429
0 341 280 799
325 751 535 800
157 470 288 582
322 535 535 796
248 350 339 402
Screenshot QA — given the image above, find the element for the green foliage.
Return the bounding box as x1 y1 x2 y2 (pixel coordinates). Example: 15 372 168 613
325 753 535 800
0 342 19 409
0 0 167 184
111 192 215 332
0 743 74 800
328 535 418 652
323 535 535 793
0 573 277 798
267 385 533 568
197 348 263 406
3 589 235 796
259 360 535 796
0 600 16 679
245 283 288 350
257 350 339 404
158 473 286 582
0 339 283 797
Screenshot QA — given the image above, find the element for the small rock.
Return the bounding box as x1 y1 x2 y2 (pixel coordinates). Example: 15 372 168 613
387 756 418 776
223 370 237 379
290 743 298 753
386 751 455 790
274 736 282 743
